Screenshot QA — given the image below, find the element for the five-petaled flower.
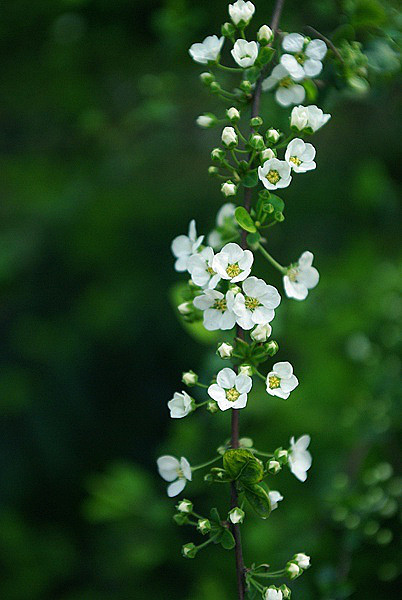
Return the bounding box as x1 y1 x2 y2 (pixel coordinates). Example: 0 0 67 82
157 455 192 497
283 251 319 300
281 33 327 79
187 246 221 289
193 289 237 330
228 0 255 26
171 220 203 272
262 63 305 106
213 242 254 283
168 391 194 419
208 367 252 411
189 35 225 64
291 104 331 132
285 138 316 173
266 361 299 399
233 276 281 329
231 39 259 68
288 434 312 482
258 157 292 190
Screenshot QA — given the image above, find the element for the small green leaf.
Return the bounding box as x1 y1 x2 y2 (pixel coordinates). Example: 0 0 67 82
223 449 264 484
246 232 261 246
268 194 285 213
243 481 272 519
220 528 236 550
209 507 221 523
302 79 318 102
242 170 259 188
235 207 257 233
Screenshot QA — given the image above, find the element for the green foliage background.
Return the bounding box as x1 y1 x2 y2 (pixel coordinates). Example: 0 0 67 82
0 0 400 598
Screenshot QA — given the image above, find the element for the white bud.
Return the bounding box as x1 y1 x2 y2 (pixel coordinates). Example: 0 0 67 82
268 459 281 474
177 499 193 513
227 106 240 122
178 301 192 315
290 105 309 131
294 553 310 569
229 0 255 26
251 323 272 342
197 518 211 534
217 342 234 358
230 284 242 295
221 126 238 147
267 128 280 143
257 25 273 43
196 114 215 128
221 181 237 197
260 148 275 162
182 371 198 386
239 364 253 376
277 449 288 461
229 507 245 524
286 562 300 579
265 588 283 600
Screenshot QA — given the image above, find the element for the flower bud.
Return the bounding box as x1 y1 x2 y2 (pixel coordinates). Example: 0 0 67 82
239 437 254 448
173 512 189 525
265 587 282 600
279 584 291 599
211 147 225 162
250 116 263 128
178 301 192 315
221 126 238 147
260 148 275 162
197 518 212 534
265 340 279 356
217 342 234 358
257 25 274 44
221 21 236 38
266 128 281 143
182 370 198 386
182 542 197 558
229 284 242 295
239 364 253 376
275 449 289 463
294 553 310 569
229 0 255 26
286 561 301 579
208 166 220 177
240 80 252 93
267 459 281 474
251 323 272 342
200 72 215 86
207 400 219 413
229 506 245 524
226 106 240 122
221 181 237 197
176 498 193 513
196 114 216 128
249 133 265 150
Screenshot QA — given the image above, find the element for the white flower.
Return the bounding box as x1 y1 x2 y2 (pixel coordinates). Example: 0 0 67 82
269 490 284 510
281 33 327 79
187 246 221 289
289 435 312 482
266 361 299 399
261 148 275 162
221 181 237 197
193 289 237 330
251 323 272 342
258 158 292 190
285 138 316 173
228 0 255 26
157 455 192 497
171 220 204 272
233 276 281 330
227 106 240 121
168 391 193 419
208 367 252 411
221 126 238 147
229 507 245 523
189 35 224 64
265 588 283 600
257 25 273 43
213 242 254 283
291 104 331 132
196 114 215 128
231 39 259 68
283 251 319 300
262 64 305 107
294 553 311 569
217 342 234 358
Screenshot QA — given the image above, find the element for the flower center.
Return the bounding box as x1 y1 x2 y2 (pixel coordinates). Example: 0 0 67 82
244 296 260 311
290 156 302 166
226 387 240 402
176 467 185 479
267 169 280 184
269 375 281 389
279 76 293 88
226 263 241 278
207 266 215 275
213 298 227 311
287 267 299 282
294 52 306 64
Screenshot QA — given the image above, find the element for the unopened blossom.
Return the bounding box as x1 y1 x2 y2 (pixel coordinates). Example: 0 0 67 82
221 181 237 197
266 361 299 399
288 434 312 482
182 371 198 386
268 460 281 474
171 220 204 272
291 104 331 132
187 246 221 289
239 364 253 376
229 507 245 523
213 242 254 283
258 25 273 43
258 158 292 190
227 106 240 121
217 342 234 358
178 301 192 315
281 33 327 79
286 562 301 579
157 455 192 497
262 64 305 107
269 490 284 510
261 148 275 162
168 391 194 419
251 323 272 342
228 0 255 26
231 39 259 68
177 498 193 513
267 128 280 143
294 553 311 569
285 138 316 173
208 367 252 411
193 289 237 330
265 587 283 600
233 276 281 329
221 126 238 147
283 251 319 300
196 114 215 128
189 35 224 64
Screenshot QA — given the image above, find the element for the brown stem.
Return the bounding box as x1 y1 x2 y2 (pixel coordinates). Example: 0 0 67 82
230 2 286 598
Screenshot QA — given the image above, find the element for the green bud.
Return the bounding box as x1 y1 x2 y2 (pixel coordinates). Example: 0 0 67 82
228 507 245 524
280 584 292 598
265 340 279 356
208 166 220 177
197 518 212 534
209 81 221 93
200 72 215 86
286 561 301 579
206 400 219 414
274 448 288 463
250 116 263 128
182 542 197 559
267 459 281 474
221 21 236 38
182 370 198 386
240 80 252 93
173 512 190 525
274 210 285 222
249 133 265 150
211 147 225 162
176 498 193 513
258 189 271 200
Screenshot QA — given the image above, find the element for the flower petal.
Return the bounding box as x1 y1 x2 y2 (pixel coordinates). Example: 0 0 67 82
274 361 293 378
208 383 226 402
167 479 186 497
157 455 180 481
282 33 304 53
306 39 327 60
235 374 252 394
217 367 236 389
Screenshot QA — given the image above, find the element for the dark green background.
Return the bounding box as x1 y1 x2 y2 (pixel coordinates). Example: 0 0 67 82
0 1 400 598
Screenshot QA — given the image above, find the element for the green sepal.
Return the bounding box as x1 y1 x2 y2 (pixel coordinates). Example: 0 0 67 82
256 45 275 66
246 232 261 246
235 207 257 232
223 448 264 484
243 480 272 519
241 170 259 188
205 467 232 483
209 507 221 524
268 194 285 212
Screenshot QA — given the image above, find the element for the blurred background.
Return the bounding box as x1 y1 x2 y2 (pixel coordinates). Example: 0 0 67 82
0 0 401 598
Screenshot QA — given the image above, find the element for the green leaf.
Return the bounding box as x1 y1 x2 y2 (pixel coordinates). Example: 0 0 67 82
246 232 261 246
302 79 318 102
220 528 236 550
209 507 221 523
268 194 285 213
243 481 272 519
242 170 259 188
235 207 257 233
223 449 264 484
